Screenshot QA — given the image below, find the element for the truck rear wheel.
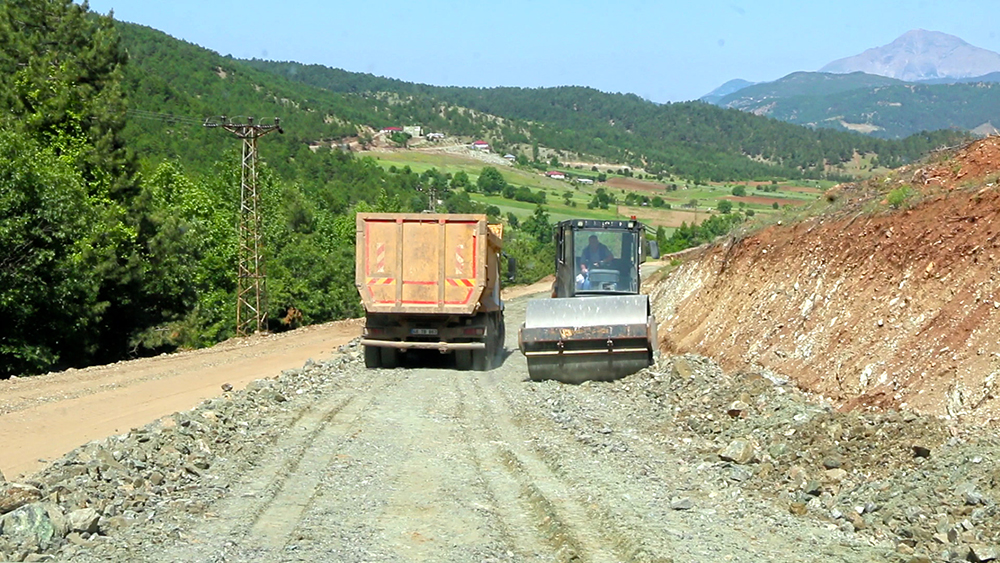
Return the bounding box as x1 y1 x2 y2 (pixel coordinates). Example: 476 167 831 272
380 347 399 369
455 350 473 371
472 349 490 371
364 345 381 368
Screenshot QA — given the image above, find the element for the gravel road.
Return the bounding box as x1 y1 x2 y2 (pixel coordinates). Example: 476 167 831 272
19 293 907 563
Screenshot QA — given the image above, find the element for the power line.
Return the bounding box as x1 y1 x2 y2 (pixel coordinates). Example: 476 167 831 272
126 109 204 126
204 116 284 337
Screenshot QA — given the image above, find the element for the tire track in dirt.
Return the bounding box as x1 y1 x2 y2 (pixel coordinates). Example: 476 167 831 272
364 370 502 562
147 375 391 562
466 373 647 563
249 383 382 548
456 376 581 561
492 371 889 562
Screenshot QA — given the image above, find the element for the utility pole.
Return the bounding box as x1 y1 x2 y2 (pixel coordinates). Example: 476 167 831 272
204 116 283 337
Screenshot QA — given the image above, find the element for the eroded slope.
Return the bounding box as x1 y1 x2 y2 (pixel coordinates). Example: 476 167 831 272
654 137 1000 421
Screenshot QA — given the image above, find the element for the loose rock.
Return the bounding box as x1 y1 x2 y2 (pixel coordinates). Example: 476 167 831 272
0 484 42 515
68 508 100 534
669 497 693 510
718 439 755 464
0 503 60 550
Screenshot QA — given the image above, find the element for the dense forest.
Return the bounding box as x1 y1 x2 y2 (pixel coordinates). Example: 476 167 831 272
0 2 553 377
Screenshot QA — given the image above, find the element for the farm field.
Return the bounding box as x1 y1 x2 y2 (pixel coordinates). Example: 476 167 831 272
363 148 828 230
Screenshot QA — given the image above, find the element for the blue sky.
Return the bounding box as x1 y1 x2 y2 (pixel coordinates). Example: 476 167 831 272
84 0 1000 102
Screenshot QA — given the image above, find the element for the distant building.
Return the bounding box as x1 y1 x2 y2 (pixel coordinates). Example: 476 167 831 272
503 154 516 161
576 178 594 185
426 132 446 141
380 126 403 133
403 125 422 137
545 171 566 180
472 140 490 151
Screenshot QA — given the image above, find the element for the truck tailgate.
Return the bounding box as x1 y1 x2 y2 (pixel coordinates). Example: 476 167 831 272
356 213 498 315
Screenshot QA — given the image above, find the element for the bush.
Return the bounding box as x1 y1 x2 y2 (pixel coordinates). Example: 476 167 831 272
887 186 913 209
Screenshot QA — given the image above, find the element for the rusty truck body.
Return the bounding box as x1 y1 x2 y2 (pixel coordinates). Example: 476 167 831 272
355 213 505 370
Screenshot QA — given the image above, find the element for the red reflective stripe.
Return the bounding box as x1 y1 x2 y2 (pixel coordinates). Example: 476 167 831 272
365 222 371 276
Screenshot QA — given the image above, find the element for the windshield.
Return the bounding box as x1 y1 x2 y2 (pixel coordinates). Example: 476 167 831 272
573 230 638 293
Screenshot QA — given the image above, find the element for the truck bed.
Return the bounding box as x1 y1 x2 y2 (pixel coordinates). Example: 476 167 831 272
355 213 502 316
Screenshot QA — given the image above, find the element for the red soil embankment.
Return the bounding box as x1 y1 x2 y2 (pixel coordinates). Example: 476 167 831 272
652 137 1000 422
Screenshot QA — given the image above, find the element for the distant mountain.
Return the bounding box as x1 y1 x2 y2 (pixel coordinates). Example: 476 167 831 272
716 80 1000 139
699 31 1000 138
714 72 904 110
699 79 756 104
820 29 1000 81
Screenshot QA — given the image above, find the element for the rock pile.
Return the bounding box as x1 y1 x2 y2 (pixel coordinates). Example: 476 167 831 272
0 351 355 562
636 355 1000 562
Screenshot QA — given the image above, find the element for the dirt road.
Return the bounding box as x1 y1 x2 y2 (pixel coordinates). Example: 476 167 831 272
0 319 362 480
57 294 887 563
0 280 555 481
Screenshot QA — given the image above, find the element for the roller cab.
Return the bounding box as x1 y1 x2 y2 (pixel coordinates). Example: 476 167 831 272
518 219 658 382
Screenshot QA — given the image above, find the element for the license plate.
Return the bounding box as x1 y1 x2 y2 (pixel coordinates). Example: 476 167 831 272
410 328 438 336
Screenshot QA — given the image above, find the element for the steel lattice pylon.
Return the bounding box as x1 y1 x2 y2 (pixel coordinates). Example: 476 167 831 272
204 116 283 336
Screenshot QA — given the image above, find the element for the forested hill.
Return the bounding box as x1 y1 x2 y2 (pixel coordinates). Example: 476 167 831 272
115 20 966 182
704 71 1000 139
243 59 967 180
117 23 483 175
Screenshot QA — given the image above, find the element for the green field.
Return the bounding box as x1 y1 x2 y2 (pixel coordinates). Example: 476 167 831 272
364 149 828 232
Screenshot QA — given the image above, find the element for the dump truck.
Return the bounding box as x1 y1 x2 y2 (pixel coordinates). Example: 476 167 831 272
518 219 658 383
356 212 506 370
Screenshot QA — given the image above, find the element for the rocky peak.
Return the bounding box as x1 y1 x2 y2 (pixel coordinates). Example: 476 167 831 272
820 29 1000 81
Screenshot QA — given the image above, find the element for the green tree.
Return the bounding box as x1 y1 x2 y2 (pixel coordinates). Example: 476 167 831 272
732 185 747 197
521 205 552 244
656 226 668 251
450 170 470 191
0 131 111 375
444 191 477 213
717 200 733 214
389 131 411 148
887 186 913 209
477 166 506 195
0 0 135 200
